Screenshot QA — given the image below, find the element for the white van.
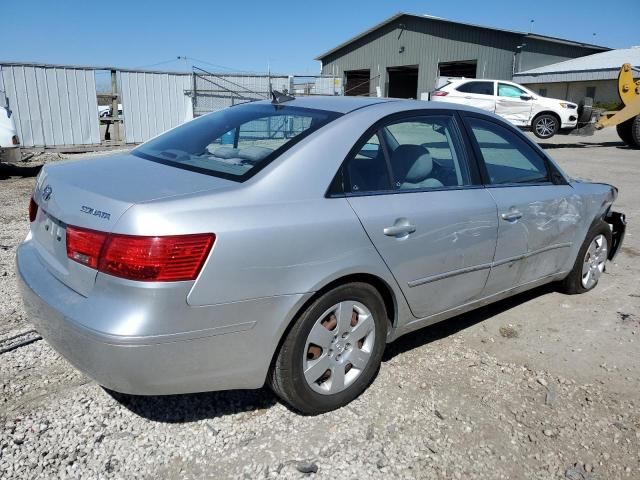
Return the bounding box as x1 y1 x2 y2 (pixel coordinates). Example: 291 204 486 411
0 91 20 160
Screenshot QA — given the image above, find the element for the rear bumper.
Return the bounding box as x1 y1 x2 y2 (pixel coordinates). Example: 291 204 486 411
606 211 626 261
16 240 311 395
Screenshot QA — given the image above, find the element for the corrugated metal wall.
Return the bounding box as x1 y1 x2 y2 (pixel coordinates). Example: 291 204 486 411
0 65 100 147
120 72 193 144
319 15 604 98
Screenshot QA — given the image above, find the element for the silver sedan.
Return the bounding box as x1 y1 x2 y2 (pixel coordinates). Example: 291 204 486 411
16 96 626 414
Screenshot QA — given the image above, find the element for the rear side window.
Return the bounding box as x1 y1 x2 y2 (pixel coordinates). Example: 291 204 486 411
343 115 471 194
133 104 340 181
467 117 550 185
345 133 390 193
456 81 494 96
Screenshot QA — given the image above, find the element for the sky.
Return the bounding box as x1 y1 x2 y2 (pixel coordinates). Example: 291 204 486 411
1 0 638 75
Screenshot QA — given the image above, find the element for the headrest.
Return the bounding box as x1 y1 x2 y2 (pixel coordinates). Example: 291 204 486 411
391 144 433 183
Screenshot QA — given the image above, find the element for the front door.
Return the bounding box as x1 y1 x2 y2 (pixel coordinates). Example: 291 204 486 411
343 112 498 319
463 115 581 294
495 82 534 126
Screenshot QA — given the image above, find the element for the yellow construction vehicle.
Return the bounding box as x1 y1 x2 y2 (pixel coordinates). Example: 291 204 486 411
595 63 640 148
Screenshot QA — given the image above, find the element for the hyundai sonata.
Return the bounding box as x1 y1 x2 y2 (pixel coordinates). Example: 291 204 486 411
17 96 625 414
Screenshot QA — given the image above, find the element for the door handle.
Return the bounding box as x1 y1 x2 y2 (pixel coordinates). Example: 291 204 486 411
384 218 416 238
501 211 523 222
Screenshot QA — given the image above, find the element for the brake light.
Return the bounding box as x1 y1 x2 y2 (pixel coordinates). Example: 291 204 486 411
29 197 38 222
65 226 214 282
12 135 20 146
432 91 449 97
66 226 108 269
100 233 215 282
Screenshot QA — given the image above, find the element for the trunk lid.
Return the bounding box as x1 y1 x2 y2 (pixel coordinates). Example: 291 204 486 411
31 153 235 296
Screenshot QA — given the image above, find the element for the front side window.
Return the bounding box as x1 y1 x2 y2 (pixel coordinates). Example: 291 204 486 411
133 104 340 181
498 83 526 98
467 117 549 185
456 81 494 96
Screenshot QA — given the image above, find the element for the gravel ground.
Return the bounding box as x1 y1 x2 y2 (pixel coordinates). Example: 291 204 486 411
1 131 639 479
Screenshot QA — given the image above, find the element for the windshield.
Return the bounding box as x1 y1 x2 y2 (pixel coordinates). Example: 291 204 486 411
133 103 341 181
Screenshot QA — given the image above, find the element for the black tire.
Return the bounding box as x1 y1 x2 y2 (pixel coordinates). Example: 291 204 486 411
577 97 593 125
532 113 560 139
561 221 612 295
616 115 640 149
269 282 388 414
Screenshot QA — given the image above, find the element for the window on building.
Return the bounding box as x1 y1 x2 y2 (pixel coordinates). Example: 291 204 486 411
586 86 596 99
538 88 547 97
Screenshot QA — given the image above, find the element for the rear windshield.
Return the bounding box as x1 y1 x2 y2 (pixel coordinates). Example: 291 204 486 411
133 103 341 181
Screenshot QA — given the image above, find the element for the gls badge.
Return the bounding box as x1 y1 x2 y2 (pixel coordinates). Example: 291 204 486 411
81 206 111 220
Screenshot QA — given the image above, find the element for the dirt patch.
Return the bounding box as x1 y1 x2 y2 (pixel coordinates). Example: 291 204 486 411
499 325 519 338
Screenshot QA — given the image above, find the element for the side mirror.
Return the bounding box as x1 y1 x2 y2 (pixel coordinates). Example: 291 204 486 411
520 94 533 101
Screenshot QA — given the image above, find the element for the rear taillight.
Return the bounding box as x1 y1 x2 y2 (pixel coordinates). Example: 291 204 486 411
66 226 214 282
29 197 38 222
432 91 449 97
66 226 108 269
12 135 20 146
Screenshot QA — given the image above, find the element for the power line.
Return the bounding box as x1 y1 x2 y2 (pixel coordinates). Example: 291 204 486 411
135 58 182 69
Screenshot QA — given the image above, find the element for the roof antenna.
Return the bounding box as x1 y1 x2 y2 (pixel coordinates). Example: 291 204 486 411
271 90 295 104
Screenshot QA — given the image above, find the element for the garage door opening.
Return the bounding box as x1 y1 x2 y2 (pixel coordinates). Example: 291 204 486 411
344 69 371 96
387 66 419 99
438 60 477 79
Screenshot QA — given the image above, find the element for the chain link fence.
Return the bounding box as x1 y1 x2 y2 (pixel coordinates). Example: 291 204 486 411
192 68 342 116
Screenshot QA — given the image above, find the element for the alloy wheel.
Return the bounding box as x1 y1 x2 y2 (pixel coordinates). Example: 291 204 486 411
581 234 608 289
535 117 557 138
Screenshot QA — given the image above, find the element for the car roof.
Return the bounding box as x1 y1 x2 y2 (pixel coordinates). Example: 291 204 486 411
255 95 510 117
251 95 396 114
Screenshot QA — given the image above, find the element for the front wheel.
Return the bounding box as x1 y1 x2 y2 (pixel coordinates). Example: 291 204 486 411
532 114 560 139
616 116 640 149
269 283 388 414
561 221 612 294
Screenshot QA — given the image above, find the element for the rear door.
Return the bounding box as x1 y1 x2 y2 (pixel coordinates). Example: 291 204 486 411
495 83 534 126
449 81 496 112
462 114 581 294
343 112 498 319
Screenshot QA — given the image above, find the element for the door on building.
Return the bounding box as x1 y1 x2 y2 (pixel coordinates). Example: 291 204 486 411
387 66 419 99
344 70 371 96
438 60 477 79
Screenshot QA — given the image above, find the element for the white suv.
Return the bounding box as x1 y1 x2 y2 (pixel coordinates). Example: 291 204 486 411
431 79 578 139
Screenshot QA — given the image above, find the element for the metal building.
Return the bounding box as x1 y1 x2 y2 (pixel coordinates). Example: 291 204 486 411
513 47 640 105
316 13 608 99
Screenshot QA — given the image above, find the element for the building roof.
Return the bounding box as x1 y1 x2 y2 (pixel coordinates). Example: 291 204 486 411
315 12 609 61
513 46 640 83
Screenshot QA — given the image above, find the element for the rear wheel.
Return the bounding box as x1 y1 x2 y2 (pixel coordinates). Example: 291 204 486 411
561 221 612 294
532 113 560 139
269 283 387 414
616 115 640 148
